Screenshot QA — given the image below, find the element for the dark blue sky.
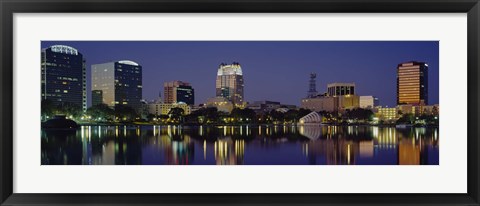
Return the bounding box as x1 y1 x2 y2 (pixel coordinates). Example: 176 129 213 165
41 41 439 107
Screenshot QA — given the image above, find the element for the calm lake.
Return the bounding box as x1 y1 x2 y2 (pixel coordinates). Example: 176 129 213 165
41 125 439 165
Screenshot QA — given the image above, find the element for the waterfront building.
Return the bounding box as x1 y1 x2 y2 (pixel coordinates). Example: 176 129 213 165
41 45 87 111
148 102 191 116
164 81 195 105
359 96 379 109
91 60 142 111
247 100 297 114
327 82 355 97
338 95 360 109
397 104 439 116
205 97 234 113
216 62 244 107
91 90 103 106
301 96 337 112
397 61 429 105
376 107 398 120
302 82 360 112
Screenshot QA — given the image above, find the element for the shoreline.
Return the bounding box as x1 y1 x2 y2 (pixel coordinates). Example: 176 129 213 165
69 122 438 128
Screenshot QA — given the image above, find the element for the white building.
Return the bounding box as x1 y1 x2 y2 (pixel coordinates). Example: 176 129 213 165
205 97 234 113
148 102 191 116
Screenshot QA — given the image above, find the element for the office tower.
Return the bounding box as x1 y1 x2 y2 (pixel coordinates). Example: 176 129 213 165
215 62 244 106
327 82 355 97
397 61 428 105
41 45 87 111
307 73 318 98
91 60 142 111
91 90 103 106
163 81 195 105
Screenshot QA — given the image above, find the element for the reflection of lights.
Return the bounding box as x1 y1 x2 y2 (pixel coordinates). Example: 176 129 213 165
88 126 91 142
199 125 203 136
372 126 379 138
347 144 351 165
115 126 119 137
434 129 438 140
81 126 85 140
306 143 308 156
203 140 207 160
214 141 217 160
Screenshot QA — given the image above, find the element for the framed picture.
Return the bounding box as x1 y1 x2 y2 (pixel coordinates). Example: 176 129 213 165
1 0 479 205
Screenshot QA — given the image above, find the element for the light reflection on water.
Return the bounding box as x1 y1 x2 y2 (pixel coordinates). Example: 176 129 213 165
41 125 439 165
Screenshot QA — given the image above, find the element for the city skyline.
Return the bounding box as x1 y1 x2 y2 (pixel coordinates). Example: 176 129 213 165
41 41 439 107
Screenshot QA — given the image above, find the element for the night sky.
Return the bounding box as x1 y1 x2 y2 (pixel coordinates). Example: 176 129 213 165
41 41 439 107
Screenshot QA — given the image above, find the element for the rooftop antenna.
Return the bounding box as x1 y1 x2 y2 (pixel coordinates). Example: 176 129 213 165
307 72 318 98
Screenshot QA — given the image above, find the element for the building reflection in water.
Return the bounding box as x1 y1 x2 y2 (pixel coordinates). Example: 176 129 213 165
41 124 439 165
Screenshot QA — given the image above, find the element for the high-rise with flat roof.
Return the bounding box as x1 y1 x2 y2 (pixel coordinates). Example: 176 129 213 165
397 61 428 105
41 45 87 111
216 62 244 107
327 82 355 97
91 60 142 111
163 81 195 105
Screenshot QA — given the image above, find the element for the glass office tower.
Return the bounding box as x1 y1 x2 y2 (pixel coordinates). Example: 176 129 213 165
41 45 87 111
91 60 143 111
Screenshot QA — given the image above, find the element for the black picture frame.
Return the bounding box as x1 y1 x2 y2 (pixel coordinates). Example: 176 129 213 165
1 0 479 205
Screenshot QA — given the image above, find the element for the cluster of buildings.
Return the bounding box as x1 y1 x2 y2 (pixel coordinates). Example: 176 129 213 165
41 44 438 124
300 61 439 123
41 44 291 120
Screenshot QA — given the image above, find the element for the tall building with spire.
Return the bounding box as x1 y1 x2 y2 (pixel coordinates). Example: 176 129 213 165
41 45 87 111
215 62 244 107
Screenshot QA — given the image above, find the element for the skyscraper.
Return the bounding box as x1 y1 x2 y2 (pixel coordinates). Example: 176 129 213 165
163 81 195 105
397 61 428 105
91 60 143 111
41 45 87 111
215 62 244 106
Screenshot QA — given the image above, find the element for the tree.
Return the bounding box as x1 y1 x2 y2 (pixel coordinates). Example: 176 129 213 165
343 108 374 122
114 105 138 122
267 110 285 123
41 99 55 120
86 104 115 121
57 102 83 119
396 113 415 124
230 108 256 123
168 107 185 123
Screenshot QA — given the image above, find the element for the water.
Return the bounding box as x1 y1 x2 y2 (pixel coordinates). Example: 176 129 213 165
41 125 439 165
